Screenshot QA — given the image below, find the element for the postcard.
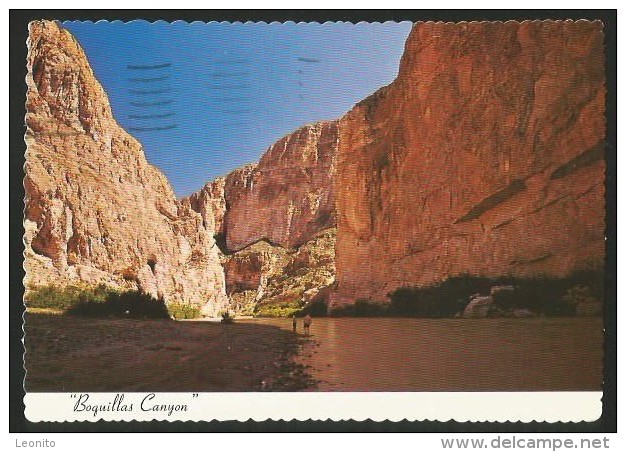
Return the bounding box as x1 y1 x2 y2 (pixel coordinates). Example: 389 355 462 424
21 17 607 422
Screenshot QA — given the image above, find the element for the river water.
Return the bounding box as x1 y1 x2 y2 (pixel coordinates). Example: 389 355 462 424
248 317 603 391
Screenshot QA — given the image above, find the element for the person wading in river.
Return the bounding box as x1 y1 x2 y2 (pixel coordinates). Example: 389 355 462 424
303 314 312 336
292 315 297 333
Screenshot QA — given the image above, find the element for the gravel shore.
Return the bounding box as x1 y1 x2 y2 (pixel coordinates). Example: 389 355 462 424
24 313 316 392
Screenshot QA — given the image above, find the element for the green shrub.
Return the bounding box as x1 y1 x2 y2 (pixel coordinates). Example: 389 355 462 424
489 271 603 316
302 298 329 316
388 275 490 317
332 299 388 317
66 290 170 319
220 310 234 324
490 286 517 310
387 271 604 318
167 303 201 320
353 299 388 316
255 304 301 318
24 284 115 311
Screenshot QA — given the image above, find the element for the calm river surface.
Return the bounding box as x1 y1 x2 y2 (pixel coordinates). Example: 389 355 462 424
248 317 603 391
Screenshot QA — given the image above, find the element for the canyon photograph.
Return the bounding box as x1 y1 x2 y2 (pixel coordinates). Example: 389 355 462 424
23 19 606 393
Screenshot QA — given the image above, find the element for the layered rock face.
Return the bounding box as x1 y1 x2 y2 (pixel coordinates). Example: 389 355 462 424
334 21 606 305
224 229 336 316
186 122 339 314
223 121 339 251
24 21 228 315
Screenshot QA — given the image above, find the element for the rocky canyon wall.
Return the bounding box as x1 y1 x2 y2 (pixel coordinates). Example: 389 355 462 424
222 121 339 252
24 21 228 316
223 229 335 316
333 20 606 305
185 122 340 314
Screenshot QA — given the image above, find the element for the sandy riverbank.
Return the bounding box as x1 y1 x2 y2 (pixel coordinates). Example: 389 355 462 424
24 313 316 392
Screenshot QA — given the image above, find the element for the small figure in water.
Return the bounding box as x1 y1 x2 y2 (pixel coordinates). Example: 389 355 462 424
292 315 297 333
303 314 312 336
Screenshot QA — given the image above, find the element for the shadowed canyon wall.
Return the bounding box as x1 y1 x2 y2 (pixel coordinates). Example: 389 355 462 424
333 21 606 305
24 21 228 315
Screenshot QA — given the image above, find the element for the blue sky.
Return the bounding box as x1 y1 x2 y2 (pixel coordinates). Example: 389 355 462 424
63 21 412 197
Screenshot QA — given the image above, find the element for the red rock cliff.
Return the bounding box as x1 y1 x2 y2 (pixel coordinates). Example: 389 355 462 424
24 21 228 315
185 176 227 236
185 122 339 315
223 121 339 252
334 20 606 304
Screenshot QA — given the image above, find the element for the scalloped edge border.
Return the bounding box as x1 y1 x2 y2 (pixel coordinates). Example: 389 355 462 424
24 392 603 423
47 18 606 26
19 16 609 426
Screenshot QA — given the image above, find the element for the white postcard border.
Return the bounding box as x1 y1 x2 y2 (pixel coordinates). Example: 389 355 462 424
24 391 602 422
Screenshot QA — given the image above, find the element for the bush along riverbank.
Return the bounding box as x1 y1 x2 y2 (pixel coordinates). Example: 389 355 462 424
24 270 604 320
327 271 604 318
24 284 203 320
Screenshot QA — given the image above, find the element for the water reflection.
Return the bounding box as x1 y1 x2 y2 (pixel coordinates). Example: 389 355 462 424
249 317 603 392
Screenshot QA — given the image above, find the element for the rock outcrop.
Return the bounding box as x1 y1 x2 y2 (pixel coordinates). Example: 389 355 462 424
222 121 339 252
185 122 340 315
462 295 494 319
24 20 228 315
333 20 606 305
224 229 336 316
185 176 227 236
